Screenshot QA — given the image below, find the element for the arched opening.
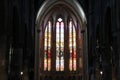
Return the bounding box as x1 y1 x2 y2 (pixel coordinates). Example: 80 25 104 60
103 7 114 80
35 0 88 80
8 6 21 80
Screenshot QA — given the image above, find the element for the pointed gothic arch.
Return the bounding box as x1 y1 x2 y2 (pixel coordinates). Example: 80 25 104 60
102 7 113 80
35 0 88 80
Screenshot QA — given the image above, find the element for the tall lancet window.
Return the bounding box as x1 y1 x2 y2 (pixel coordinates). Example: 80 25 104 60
69 19 77 71
56 18 64 71
44 21 51 71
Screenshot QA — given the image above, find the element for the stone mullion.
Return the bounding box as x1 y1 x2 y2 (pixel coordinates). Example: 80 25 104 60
51 17 56 72
64 17 69 73
71 22 74 71
59 22 61 71
50 19 53 72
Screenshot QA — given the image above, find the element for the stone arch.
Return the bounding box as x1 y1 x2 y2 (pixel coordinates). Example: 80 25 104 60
35 0 88 80
36 0 87 30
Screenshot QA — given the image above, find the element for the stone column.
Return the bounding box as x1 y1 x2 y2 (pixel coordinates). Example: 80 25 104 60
101 44 112 80
114 36 120 80
35 26 40 80
82 27 88 80
0 36 7 80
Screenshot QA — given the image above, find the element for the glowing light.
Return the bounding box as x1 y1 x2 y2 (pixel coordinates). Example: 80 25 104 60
100 71 103 75
44 21 51 71
58 18 62 22
69 20 76 71
20 72 23 75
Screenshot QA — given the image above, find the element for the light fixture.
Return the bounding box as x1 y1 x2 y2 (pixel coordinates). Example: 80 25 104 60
20 71 23 75
100 71 103 75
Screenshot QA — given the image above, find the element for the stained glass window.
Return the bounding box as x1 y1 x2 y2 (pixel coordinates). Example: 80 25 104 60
69 20 77 71
56 18 64 71
44 21 51 71
43 18 77 72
